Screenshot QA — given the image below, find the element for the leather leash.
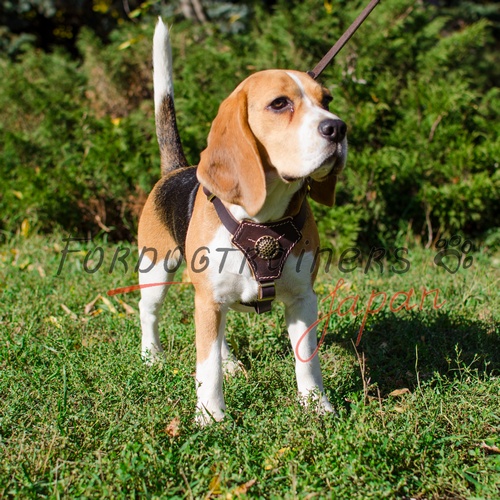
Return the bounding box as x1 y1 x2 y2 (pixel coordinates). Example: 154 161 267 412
308 0 380 80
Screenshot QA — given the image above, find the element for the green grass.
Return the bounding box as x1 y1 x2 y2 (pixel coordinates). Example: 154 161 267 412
1 233 499 498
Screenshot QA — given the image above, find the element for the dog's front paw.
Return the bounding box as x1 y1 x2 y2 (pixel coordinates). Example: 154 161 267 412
222 358 244 378
299 391 337 416
317 396 336 415
141 343 164 366
195 403 226 426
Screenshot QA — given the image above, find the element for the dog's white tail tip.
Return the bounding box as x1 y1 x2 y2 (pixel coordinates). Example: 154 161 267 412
153 17 173 111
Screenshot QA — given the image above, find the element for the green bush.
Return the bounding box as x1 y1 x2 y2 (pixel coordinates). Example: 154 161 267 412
0 0 498 248
0 40 158 239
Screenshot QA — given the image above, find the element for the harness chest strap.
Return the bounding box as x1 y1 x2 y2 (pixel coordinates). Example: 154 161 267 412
203 187 307 313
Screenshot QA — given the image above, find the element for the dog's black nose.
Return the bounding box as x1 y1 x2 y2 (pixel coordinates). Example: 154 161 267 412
318 119 347 142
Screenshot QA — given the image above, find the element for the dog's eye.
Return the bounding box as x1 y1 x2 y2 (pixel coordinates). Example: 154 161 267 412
268 97 291 112
321 94 333 110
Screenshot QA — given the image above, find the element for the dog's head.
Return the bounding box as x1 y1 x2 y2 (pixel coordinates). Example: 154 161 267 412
198 69 347 216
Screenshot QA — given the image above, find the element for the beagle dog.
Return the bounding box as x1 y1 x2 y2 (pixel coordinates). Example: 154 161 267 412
138 19 347 424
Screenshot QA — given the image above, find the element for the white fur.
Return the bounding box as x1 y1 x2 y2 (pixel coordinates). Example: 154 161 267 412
139 253 181 363
283 72 347 180
206 224 259 306
202 223 333 415
285 292 333 412
153 17 174 112
196 326 226 425
230 174 305 223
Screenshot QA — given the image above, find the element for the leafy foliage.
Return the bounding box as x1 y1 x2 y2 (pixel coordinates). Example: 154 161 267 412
0 41 157 239
0 0 498 248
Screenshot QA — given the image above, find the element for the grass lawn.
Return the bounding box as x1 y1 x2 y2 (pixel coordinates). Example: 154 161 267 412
1 232 499 498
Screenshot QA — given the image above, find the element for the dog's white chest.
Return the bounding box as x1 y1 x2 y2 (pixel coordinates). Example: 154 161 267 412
205 225 316 310
206 226 259 306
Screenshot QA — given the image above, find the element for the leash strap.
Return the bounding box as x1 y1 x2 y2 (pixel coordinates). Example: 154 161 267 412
203 187 307 313
308 0 380 80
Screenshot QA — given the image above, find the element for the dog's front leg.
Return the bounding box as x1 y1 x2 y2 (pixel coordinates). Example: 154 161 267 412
194 293 227 424
285 291 334 413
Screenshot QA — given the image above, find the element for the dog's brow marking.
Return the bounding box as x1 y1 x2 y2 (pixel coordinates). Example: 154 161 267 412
286 72 314 108
286 72 305 94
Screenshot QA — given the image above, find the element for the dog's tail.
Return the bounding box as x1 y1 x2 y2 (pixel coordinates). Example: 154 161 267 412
153 18 188 175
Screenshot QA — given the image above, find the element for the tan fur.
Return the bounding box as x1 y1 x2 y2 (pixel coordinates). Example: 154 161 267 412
244 70 328 171
194 293 222 363
291 202 322 283
138 189 175 257
198 70 340 216
197 89 266 217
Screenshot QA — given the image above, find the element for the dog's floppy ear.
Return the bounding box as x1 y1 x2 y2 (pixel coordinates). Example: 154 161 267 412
309 174 338 206
197 88 266 217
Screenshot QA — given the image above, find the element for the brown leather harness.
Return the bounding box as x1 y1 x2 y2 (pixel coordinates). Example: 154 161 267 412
203 187 307 313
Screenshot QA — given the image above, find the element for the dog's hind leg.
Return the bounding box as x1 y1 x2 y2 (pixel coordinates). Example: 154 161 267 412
221 335 241 376
138 261 171 364
138 198 182 364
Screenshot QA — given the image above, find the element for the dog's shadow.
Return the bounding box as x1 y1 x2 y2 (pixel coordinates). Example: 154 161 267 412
323 311 499 396
225 306 498 405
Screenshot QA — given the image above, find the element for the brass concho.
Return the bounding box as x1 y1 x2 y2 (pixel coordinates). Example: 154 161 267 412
255 235 280 259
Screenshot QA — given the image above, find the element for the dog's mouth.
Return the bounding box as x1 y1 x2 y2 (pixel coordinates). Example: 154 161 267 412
281 174 301 183
281 155 344 184
324 162 345 177
312 143 346 178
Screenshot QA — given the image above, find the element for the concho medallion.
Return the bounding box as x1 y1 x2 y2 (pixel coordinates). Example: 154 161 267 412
255 235 280 259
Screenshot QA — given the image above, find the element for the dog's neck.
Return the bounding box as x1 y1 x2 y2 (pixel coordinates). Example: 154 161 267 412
229 176 306 223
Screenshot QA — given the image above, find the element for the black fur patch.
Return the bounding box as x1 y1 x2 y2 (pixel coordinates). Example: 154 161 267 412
154 167 200 254
157 95 188 173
